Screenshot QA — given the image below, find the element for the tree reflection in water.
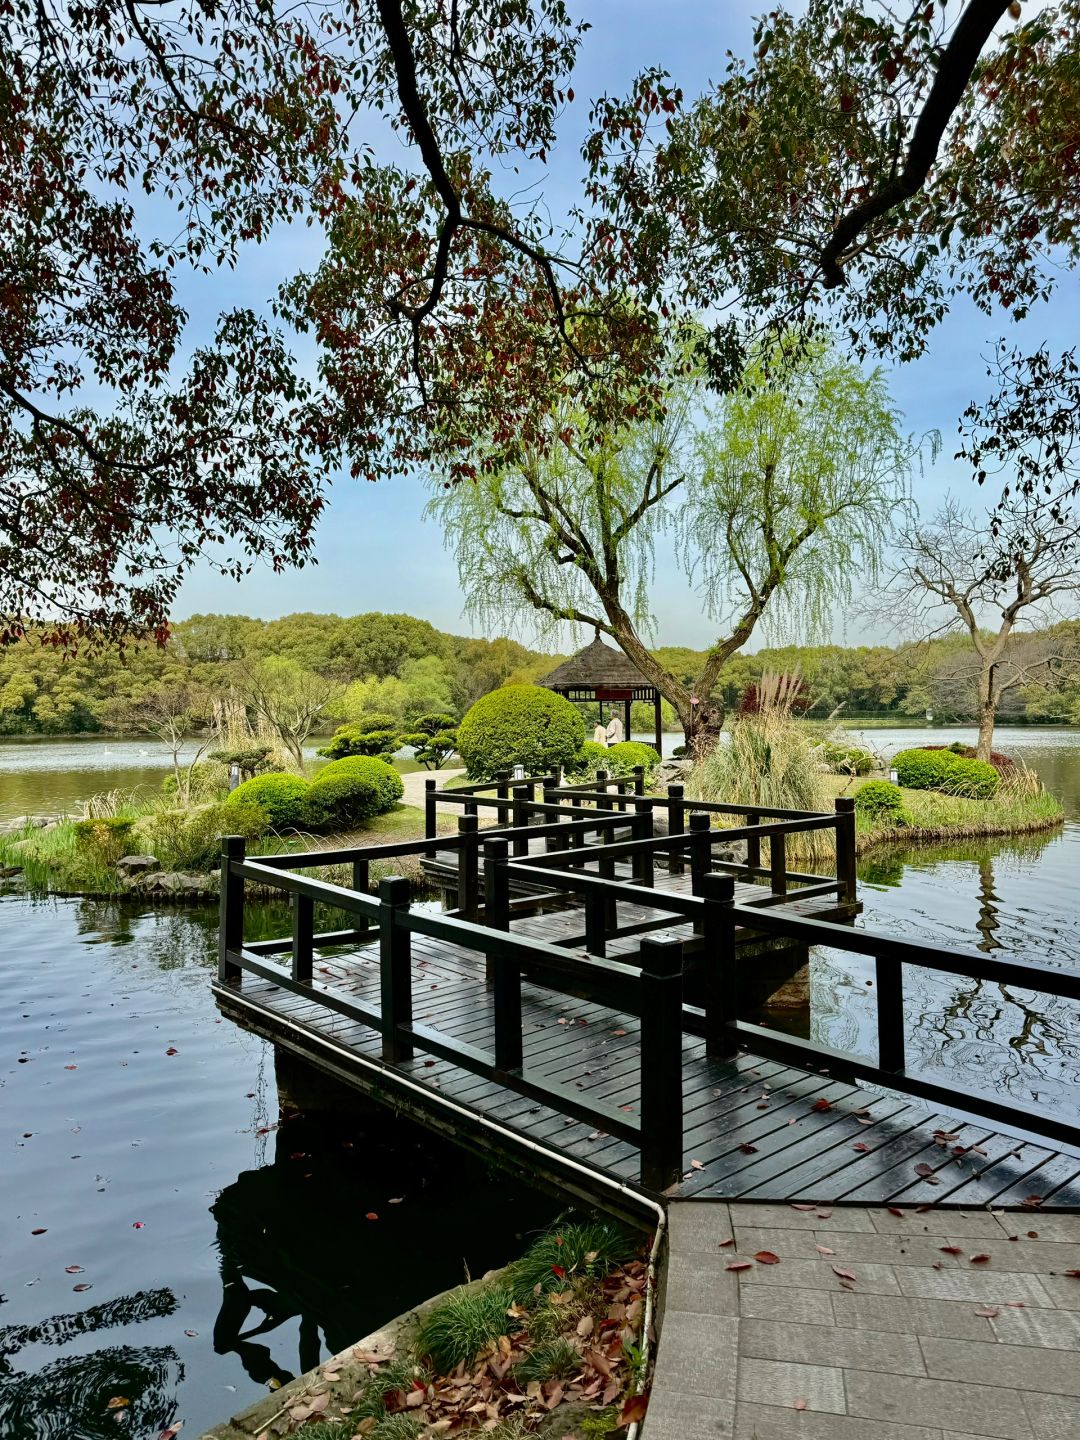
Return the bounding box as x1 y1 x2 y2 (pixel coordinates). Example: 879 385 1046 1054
0 1290 181 1440
208 1107 560 1389
808 829 1080 1110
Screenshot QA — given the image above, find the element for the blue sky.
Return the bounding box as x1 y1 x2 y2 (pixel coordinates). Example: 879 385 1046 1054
171 1 1079 651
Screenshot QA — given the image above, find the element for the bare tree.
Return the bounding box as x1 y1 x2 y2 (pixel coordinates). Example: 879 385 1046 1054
106 683 214 804
883 498 1080 759
239 659 341 768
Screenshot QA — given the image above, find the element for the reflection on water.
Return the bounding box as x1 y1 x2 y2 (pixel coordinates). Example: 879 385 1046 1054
804 729 1080 1118
0 893 559 1437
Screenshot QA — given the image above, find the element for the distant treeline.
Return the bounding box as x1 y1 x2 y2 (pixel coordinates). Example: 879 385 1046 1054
1 612 1078 736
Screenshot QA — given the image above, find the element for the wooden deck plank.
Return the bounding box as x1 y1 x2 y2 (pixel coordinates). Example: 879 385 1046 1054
215 916 1076 1208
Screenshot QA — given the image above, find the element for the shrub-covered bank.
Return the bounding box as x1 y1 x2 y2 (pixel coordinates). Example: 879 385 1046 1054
830 774 1066 853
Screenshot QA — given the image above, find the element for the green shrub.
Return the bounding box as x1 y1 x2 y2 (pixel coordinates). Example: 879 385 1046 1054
893 747 957 791
569 739 609 778
457 685 585 780
603 740 660 779
304 756 404 829
319 723 400 760
819 739 875 776
940 755 1000 799
227 772 310 829
893 747 1000 799
72 817 137 868
161 760 231 803
141 801 268 870
853 780 908 825
413 1285 517 1371
400 714 459 769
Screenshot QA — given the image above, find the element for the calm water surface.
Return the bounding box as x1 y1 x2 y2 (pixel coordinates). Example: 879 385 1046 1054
3 727 1080 1436
0 893 559 1438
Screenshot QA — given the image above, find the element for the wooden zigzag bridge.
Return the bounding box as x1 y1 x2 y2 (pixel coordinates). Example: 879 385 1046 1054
214 770 1080 1214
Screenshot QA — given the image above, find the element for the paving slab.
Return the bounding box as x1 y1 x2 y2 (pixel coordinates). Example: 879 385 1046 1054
645 1199 1080 1440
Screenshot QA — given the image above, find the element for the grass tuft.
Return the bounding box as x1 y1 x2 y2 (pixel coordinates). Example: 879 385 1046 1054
350 1357 430 1422
413 1285 517 1372
515 1337 582 1383
506 1219 636 1302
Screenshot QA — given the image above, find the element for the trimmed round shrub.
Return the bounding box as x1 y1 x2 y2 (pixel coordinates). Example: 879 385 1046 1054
456 685 585 780
227 772 310 829
570 739 609 778
940 755 1000 799
304 756 404 828
935 741 1015 773
854 780 908 825
893 747 958 791
604 740 661 779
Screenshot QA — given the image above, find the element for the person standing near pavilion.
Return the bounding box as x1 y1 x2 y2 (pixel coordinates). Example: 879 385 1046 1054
593 716 609 746
605 712 624 745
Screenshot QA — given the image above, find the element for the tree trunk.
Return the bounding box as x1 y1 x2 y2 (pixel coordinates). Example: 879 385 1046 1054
976 663 997 763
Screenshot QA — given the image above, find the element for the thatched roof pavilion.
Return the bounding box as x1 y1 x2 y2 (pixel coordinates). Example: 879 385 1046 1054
539 632 663 754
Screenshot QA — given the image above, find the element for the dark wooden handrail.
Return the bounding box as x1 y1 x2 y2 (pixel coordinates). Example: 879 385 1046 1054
217 835 686 1189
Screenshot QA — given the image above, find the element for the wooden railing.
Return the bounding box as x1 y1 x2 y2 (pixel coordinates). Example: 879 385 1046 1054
217 836 686 1189
481 848 1080 1152
424 770 857 904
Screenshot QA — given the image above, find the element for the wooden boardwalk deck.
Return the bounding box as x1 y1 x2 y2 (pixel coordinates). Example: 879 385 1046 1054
214 923 1080 1211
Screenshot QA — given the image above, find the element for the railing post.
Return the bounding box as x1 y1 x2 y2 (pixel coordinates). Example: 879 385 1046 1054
769 830 788 897
667 783 685 875
291 892 314 983
585 889 607 957
379 876 413 1063
424 778 438 841
512 784 530 857
218 835 246 983
701 874 738 1055
542 782 556 852
352 857 370 934
457 814 479 920
631 799 654 888
835 797 857 905
483 837 509 982
746 811 761 876
496 771 510 824
688 812 712 894
876 953 905 1073
492 932 523 1074
639 938 684 1192
633 764 646 797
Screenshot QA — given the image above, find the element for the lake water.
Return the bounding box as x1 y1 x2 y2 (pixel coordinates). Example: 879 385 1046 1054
2 727 1080 1436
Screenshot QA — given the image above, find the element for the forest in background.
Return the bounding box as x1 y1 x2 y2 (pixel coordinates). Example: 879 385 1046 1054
2 611 1080 737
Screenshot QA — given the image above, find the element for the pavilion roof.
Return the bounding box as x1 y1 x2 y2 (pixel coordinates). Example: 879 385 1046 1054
539 634 654 692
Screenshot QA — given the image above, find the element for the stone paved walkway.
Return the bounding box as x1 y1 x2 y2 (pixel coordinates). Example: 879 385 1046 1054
399 767 464 815
644 1200 1080 1440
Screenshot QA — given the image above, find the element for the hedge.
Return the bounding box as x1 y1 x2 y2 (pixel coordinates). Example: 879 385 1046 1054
603 740 661 779
318 723 399 760
456 685 585 781
570 739 609 778
227 772 310 829
894 747 999 799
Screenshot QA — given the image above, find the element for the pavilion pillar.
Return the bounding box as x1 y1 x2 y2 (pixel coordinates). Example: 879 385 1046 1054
624 697 632 745
653 690 663 756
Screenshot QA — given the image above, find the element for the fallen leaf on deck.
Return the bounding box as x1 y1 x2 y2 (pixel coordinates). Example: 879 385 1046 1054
725 1261 753 1271
969 1254 991 1264
940 1246 963 1256
815 1245 835 1255
165 1047 178 1056
794 1398 807 1411
365 1212 379 1221
690 1159 705 1170
754 1251 780 1265
65 1265 83 1274
811 1099 833 1112
888 1208 906 1218
831 1266 856 1282
718 1237 735 1248
31 1228 46 1236
852 1143 869 1152
738 1143 758 1154
791 1204 816 1212
914 1163 936 1177
132 1221 145 1229
974 1308 999 1318
1063 1269 1080 1278
73 1283 92 1292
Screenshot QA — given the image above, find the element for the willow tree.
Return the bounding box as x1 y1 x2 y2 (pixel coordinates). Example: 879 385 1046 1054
429 338 910 745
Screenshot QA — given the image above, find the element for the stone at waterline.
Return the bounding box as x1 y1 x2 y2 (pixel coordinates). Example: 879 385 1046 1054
129 870 216 898
0 864 23 878
116 853 161 877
